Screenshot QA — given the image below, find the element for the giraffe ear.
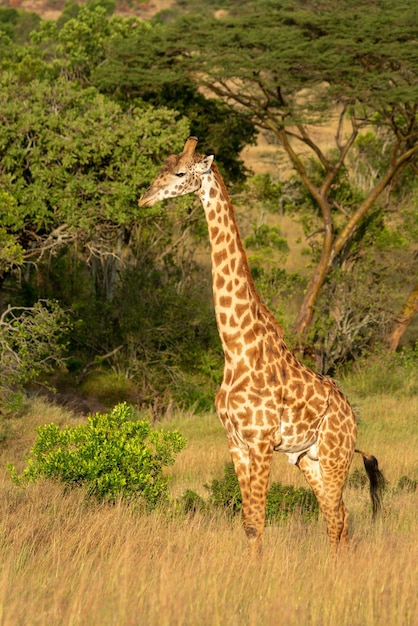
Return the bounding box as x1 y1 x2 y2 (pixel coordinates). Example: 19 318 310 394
195 155 214 174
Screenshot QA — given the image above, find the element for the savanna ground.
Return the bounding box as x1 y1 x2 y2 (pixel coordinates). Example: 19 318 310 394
1 359 418 626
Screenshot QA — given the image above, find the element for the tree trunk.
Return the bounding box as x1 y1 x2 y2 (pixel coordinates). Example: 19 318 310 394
293 223 333 337
292 146 417 337
384 283 418 351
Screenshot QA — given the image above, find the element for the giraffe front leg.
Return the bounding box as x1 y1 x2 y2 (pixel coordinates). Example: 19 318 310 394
228 440 273 558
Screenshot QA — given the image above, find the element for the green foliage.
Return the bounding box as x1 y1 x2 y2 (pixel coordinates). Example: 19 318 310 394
246 173 283 211
175 0 418 121
0 74 189 233
205 462 319 523
91 29 255 182
245 224 289 253
265 481 319 522
313 264 393 374
206 461 242 514
8 403 186 506
0 301 71 410
69 258 221 411
0 7 40 44
0 228 24 277
13 4 255 182
177 488 208 515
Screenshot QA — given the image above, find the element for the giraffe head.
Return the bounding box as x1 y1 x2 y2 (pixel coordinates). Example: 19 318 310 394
138 137 214 207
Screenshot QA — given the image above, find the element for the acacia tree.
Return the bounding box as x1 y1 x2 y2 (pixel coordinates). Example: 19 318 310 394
22 4 255 183
174 0 418 337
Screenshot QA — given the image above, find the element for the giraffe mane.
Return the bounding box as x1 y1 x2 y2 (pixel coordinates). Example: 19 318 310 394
211 162 285 338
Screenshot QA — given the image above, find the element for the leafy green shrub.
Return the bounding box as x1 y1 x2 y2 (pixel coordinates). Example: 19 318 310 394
206 462 243 514
265 481 319 522
177 489 208 515
205 462 319 523
8 403 186 507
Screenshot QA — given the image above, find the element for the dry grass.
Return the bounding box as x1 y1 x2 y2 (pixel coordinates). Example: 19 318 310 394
1 391 418 626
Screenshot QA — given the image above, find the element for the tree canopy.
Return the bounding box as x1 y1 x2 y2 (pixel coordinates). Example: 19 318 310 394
170 0 418 335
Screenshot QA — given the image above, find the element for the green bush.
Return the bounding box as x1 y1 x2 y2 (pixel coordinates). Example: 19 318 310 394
205 462 319 523
206 462 243 514
8 403 186 507
265 481 319 522
177 489 208 515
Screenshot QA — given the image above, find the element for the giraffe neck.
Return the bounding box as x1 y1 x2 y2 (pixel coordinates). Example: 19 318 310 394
198 164 281 357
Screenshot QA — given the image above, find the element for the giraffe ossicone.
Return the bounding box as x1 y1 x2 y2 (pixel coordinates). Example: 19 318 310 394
139 136 385 558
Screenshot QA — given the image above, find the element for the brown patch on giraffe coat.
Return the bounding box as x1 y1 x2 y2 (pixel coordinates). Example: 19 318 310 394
219 295 232 308
215 388 226 411
214 249 228 265
230 374 251 395
219 312 227 325
289 381 304 399
224 332 242 354
313 379 326 395
235 283 249 301
251 372 266 389
230 395 246 409
243 330 256 345
229 315 238 328
240 313 252 329
247 393 263 407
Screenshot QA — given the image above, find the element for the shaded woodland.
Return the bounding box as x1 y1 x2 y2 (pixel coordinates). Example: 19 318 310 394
1 0 417 413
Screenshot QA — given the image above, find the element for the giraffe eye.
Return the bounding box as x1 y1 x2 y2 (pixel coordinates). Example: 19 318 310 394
175 172 186 178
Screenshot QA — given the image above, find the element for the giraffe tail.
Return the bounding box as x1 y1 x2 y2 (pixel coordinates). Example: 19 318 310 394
355 449 386 521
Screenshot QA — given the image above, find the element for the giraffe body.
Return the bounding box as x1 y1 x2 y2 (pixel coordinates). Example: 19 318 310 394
139 137 382 557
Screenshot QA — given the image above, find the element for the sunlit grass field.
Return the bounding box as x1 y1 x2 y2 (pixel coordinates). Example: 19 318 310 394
1 368 418 626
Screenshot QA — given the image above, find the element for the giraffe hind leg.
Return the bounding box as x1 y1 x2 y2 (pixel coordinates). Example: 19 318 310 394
297 454 349 555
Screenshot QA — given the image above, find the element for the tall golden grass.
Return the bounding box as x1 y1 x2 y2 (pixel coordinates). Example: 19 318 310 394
1 390 417 626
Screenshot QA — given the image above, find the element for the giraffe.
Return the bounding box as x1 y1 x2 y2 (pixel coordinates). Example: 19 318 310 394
139 137 385 558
